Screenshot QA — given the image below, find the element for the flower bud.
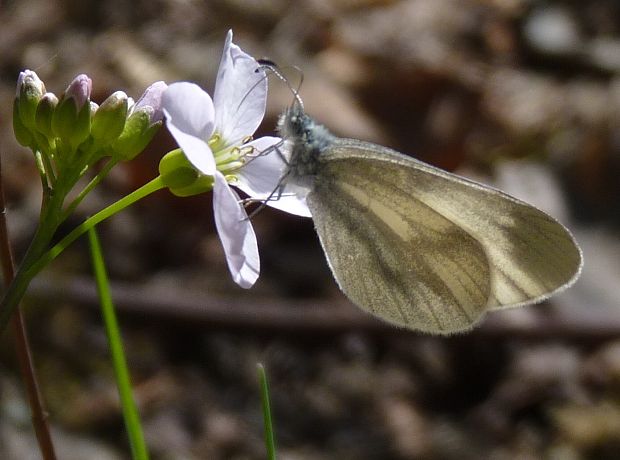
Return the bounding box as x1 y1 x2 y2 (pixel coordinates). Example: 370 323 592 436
109 82 166 161
51 74 92 148
16 70 46 130
133 81 167 123
159 148 214 196
111 108 160 161
35 92 59 138
64 74 92 111
91 91 128 145
90 101 99 118
13 100 33 148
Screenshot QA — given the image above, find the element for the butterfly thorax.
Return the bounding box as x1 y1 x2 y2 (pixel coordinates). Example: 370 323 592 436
277 106 335 181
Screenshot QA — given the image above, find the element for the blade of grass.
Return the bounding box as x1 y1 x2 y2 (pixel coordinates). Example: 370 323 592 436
88 227 149 460
257 363 276 460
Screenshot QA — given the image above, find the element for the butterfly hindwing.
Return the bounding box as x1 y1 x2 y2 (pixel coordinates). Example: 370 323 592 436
307 148 493 334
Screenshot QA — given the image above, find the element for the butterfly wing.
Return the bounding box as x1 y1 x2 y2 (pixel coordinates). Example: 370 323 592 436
307 139 582 334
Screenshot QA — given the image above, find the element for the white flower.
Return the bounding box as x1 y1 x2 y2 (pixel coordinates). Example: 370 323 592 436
162 30 309 289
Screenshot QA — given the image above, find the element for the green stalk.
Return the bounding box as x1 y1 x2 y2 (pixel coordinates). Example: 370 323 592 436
40 148 57 188
88 227 149 460
0 176 166 333
0 180 68 317
62 158 118 221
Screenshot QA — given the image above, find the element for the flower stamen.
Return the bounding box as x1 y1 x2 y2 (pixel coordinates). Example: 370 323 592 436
207 133 223 149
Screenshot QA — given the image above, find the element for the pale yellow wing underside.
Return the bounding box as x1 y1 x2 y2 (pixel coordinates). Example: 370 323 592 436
307 139 582 334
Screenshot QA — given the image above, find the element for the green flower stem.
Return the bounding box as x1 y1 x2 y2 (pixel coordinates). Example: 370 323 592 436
34 152 51 199
39 149 57 188
41 176 165 271
88 227 149 460
0 176 166 333
62 158 118 222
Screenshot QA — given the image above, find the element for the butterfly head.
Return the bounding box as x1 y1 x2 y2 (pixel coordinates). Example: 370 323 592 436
257 59 334 177
277 102 335 180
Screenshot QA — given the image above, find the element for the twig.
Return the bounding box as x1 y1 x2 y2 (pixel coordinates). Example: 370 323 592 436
27 275 619 341
0 153 57 459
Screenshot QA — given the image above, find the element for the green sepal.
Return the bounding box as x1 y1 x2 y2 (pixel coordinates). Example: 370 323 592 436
35 93 58 138
111 110 160 161
159 149 214 197
73 100 92 148
91 92 128 146
13 99 34 148
52 95 91 149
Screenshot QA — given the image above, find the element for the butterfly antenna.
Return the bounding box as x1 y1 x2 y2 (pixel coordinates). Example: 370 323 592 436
235 65 273 118
257 59 305 111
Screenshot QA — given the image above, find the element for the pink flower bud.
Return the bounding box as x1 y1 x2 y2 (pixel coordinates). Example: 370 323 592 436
64 74 92 110
133 81 167 123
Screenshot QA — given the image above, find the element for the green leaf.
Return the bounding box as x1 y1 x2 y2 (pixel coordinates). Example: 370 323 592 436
257 363 277 460
88 227 149 460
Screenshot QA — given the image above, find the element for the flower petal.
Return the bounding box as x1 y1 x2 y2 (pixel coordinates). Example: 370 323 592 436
163 82 216 174
162 82 215 140
213 30 267 146
213 171 260 288
235 137 312 217
262 181 311 217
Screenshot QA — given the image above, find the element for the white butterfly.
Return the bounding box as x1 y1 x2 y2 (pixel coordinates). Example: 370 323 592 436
275 103 583 335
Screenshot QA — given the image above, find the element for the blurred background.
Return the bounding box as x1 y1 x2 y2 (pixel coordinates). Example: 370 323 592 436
1 0 620 458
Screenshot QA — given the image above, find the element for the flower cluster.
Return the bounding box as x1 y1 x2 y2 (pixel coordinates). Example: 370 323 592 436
13 71 167 187
4 72 170 334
